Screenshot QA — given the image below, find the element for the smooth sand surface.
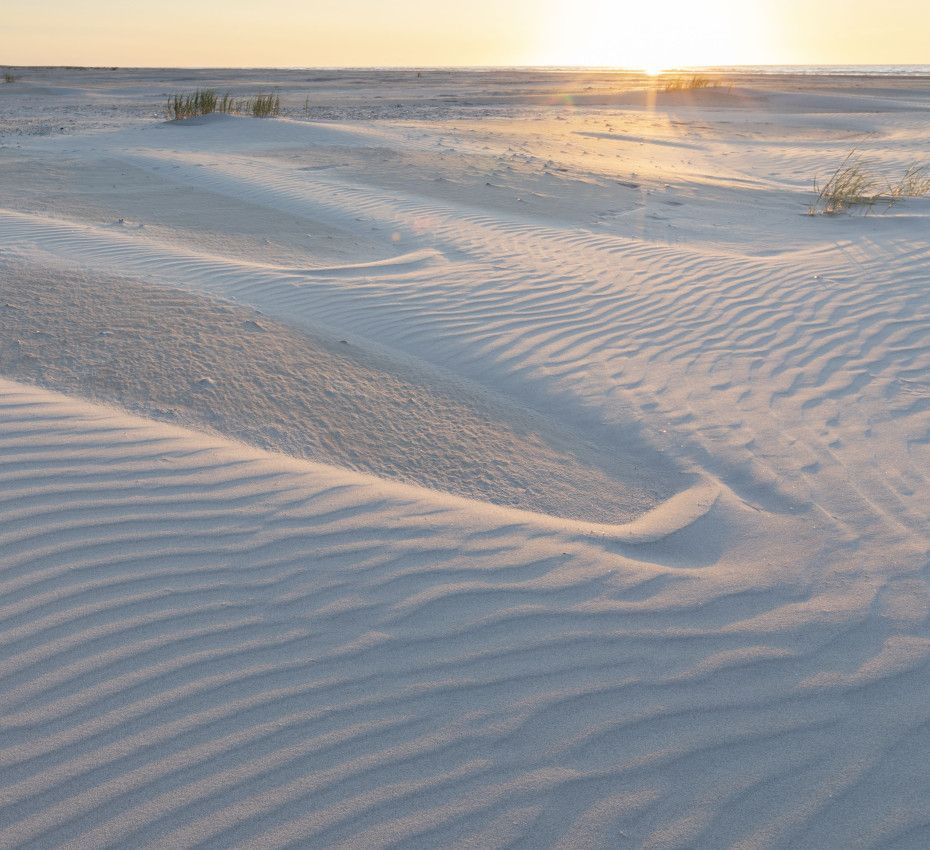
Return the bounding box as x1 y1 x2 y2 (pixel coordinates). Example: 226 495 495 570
1 68 930 848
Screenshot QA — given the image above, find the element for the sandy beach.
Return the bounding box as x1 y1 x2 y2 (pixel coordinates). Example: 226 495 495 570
2 67 930 848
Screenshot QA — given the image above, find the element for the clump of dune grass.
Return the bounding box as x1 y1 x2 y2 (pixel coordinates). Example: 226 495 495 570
810 150 880 214
165 89 229 121
243 93 281 118
888 164 930 203
164 89 280 121
218 92 236 115
661 74 714 92
810 149 930 215
3 72 16 84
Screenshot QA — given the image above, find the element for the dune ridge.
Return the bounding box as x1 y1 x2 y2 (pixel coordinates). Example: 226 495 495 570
0 250 683 524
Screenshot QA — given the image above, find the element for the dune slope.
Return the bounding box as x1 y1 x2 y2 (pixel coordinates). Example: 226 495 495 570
0 378 926 850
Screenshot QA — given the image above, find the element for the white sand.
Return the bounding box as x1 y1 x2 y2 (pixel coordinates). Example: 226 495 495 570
1 68 930 848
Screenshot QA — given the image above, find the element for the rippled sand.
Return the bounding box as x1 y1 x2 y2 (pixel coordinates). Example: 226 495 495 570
2 68 930 848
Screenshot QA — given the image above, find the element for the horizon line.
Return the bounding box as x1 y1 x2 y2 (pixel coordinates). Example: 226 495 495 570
4 63 930 70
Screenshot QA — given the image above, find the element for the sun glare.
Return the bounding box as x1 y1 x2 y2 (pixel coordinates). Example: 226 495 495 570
539 0 766 70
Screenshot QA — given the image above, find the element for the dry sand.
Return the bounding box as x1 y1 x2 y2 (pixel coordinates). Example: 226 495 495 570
1 68 930 848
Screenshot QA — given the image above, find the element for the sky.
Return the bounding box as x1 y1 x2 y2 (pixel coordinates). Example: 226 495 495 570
4 0 929 68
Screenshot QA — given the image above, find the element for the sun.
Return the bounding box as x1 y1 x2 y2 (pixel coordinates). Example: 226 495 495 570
538 0 766 70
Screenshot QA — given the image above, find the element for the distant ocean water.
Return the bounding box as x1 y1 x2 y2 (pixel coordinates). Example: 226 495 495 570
106 64 930 79
275 65 930 77
123 64 930 79
703 65 930 76
491 65 930 77
436 65 930 77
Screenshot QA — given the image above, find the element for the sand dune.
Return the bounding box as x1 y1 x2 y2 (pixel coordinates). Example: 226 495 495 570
2 69 930 847
0 379 920 850
0 251 684 523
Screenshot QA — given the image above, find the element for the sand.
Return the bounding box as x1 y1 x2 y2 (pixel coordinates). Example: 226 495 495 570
1 68 930 848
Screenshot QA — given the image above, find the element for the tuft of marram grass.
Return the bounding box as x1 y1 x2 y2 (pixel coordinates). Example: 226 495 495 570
888 163 930 203
164 90 281 121
810 150 930 215
660 74 714 92
165 89 228 121
810 150 879 214
244 93 281 118
3 72 16 84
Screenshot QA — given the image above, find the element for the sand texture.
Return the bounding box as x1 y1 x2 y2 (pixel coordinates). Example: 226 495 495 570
1 68 930 848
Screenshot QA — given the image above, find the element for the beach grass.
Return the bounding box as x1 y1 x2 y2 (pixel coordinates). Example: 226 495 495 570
660 74 714 92
888 163 930 203
245 93 281 118
165 89 280 121
810 150 930 214
165 89 228 120
3 73 16 84
811 150 879 214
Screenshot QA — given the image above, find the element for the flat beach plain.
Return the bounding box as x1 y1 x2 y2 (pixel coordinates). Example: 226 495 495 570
1 68 930 848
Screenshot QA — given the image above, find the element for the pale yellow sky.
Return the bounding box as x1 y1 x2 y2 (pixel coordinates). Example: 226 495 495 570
4 0 929 68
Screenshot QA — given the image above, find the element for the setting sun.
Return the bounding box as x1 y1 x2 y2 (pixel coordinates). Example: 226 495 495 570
535 0 768 69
